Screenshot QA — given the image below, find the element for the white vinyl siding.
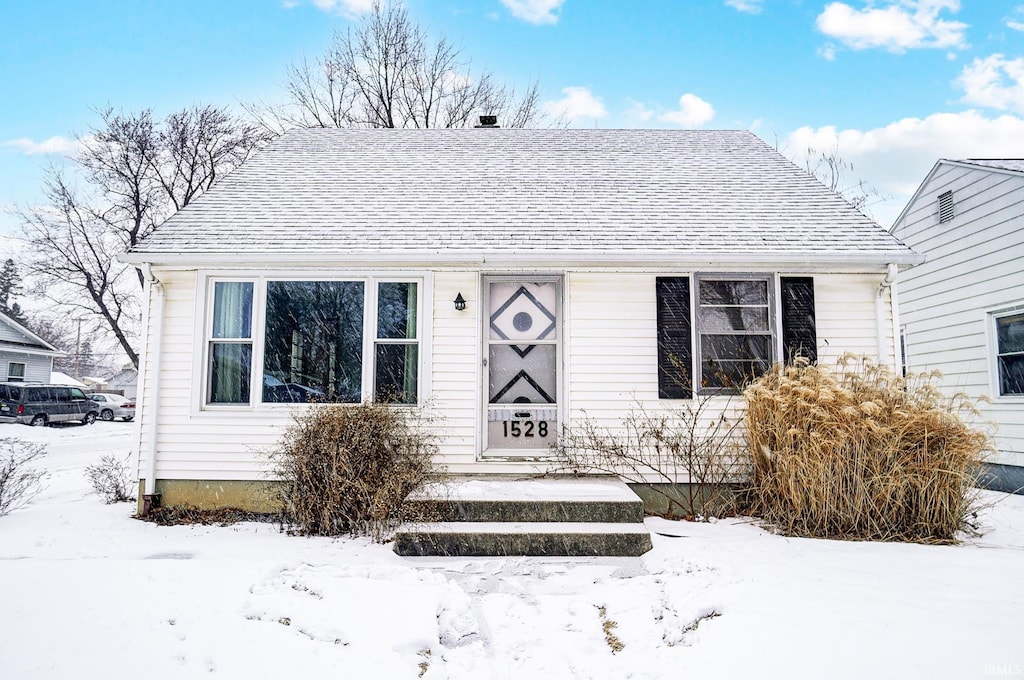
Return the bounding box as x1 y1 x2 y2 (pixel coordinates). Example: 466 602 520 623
893 162 1024 466
137 267 896 482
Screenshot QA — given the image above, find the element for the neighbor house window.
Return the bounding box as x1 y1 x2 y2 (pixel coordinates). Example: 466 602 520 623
995 312 1024 396
208 281 254 404
7 362 25 382
205 277 420 406
656 275 816 396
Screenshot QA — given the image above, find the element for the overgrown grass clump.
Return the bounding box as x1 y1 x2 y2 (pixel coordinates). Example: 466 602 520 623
271 402 441 539
744 356 990 543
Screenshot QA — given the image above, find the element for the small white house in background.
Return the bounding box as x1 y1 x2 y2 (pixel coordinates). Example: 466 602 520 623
105 367 138 399
121 127 920 512
892 158 1024 493
0 311 62 383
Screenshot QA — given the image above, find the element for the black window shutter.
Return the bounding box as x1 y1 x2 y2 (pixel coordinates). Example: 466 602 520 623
656 277 692 398
781 277 817 364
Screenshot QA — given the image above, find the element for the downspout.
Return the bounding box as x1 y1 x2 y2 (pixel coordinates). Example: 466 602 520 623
876 263 899 371
140 263 164 515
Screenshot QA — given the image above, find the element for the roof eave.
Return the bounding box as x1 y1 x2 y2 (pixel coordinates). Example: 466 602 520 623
121 248 923 270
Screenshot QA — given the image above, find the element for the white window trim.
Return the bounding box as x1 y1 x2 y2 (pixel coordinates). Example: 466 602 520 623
987 303 1024 402
693 272 777 395
192 271 431 414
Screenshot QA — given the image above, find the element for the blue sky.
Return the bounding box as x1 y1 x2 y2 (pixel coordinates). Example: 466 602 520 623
2 0 1023 235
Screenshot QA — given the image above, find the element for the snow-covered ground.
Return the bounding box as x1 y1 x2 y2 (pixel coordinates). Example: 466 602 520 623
1 424 1022 680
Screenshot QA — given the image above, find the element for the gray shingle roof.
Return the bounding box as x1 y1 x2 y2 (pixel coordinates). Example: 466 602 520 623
960 159 1024 173
128 128 918 266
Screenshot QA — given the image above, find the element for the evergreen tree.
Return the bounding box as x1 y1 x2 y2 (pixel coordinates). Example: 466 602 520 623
0 259 28 325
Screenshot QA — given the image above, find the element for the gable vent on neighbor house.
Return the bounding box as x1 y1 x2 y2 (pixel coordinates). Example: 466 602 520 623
937 190 955 223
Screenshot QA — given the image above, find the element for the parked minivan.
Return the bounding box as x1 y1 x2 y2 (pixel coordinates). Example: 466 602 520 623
0 382 100 426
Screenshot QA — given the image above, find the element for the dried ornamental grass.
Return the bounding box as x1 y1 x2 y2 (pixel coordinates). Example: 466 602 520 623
743 356 990 543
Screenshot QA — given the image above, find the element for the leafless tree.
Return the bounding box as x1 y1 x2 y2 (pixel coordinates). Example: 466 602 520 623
247 1 544 131
804 143 889 216
16 105 269 368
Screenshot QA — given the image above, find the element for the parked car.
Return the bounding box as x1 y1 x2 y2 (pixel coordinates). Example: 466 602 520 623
0 382 99 426
89 393 136 421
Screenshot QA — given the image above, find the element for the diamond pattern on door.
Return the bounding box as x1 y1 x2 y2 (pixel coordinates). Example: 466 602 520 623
487 282 558 407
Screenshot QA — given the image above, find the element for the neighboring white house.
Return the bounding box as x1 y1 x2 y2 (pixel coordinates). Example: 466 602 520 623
121 127 921 512
891 158 1024 492
0 311 62 383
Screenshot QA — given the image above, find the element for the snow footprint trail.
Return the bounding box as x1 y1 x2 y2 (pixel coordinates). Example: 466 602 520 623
242 562 486 678
417 554 731 679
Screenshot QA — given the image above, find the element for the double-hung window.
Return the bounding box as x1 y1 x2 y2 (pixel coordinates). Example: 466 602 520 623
995 311 1024 396
204 277 421 407
656 274 816 397
696 276 774 391
208 282 253 404
7 362 25 382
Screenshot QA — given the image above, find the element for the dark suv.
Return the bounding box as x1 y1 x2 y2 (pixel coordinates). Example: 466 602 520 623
0 383 100 426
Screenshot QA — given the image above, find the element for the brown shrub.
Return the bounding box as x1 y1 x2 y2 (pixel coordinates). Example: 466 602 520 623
744 356 991 543
270 402 441 539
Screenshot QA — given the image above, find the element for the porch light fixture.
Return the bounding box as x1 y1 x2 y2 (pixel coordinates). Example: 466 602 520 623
454 292 467 311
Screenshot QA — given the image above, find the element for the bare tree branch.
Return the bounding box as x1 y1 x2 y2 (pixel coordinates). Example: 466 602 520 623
14 105 268 369
249 0 546 131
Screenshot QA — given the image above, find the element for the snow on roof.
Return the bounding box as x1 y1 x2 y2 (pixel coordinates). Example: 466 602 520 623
959 159 1024 173
50 371 87 387
128 128 918 267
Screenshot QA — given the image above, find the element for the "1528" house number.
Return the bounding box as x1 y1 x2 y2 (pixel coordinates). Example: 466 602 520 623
501 420 549 438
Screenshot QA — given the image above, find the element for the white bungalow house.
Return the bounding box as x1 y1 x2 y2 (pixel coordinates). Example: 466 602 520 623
121 127 920 512
891 159 1024 494
0 311 62 383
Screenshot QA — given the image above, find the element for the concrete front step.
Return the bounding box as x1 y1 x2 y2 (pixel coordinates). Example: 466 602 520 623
394 477 653 557
403 477 646 523
394 522 653 557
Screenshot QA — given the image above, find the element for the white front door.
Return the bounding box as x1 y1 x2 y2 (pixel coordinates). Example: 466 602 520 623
483 276 561 456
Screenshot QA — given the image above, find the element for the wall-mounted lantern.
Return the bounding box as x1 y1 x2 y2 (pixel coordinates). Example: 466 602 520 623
454 292 467 311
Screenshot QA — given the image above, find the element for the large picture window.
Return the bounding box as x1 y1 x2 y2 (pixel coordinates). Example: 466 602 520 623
995 311 1024 396
204 277 421 407
263 281 364 403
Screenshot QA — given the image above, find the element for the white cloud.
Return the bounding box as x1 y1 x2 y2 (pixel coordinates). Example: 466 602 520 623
624 99 655 122
500 0 565 25
725 0 763 13
541 86 607 123
311 0 374 16
2 136 80 156
819 44 838 60
1008 20 1024 31
785 110 1024 226
815 0 968 54
658 94 715 127
956 54 1024 113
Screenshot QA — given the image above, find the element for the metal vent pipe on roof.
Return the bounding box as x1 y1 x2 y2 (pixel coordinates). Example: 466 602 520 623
475 115 499 128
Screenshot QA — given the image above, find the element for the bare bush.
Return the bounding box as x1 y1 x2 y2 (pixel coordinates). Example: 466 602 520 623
85 454 136 504
0 438 48 516
270 402 441 539
554 398 747 520
744 356 991 543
